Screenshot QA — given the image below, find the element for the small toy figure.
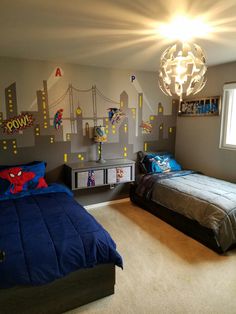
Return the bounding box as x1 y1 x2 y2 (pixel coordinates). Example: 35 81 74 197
54 109 64 130
87 170 95 187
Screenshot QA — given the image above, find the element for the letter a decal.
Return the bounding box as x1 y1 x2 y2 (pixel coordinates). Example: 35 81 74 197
55 67 62 77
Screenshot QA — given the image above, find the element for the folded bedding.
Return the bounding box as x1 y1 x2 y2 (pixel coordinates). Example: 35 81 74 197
135 171 236 251
0 184 123 288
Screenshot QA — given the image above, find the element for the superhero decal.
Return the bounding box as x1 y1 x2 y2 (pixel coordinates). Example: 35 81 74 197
54 109 64 130
2 113 34 134
0 167 47 194
140 121 152 134
107 108 125 125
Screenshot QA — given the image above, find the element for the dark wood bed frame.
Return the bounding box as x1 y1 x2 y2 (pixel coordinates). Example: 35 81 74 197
130 183 227 254
0 263 115 314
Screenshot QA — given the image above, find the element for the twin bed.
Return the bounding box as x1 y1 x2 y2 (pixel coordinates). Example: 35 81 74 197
130 151 236 253
0 162 122 314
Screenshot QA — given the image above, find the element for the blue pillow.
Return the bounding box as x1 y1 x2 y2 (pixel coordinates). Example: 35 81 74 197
0 160 46 170
143 153 182 173
168 157 182 171
0 162 48 196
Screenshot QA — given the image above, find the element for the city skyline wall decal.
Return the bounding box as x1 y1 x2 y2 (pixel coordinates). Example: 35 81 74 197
0 80 177 182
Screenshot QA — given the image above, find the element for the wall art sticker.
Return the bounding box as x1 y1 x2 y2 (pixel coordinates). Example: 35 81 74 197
53 109 64 130
76 106 82 116
108 108 125 125
140 120 152 134
0 79 176 177
2 113 34 134
55 67 63 77
130 75 136 82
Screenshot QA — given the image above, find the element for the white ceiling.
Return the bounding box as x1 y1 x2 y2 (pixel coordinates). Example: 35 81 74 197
1 0 236 71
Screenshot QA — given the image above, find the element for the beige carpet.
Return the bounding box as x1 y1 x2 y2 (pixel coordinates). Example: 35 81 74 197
66 201 236 314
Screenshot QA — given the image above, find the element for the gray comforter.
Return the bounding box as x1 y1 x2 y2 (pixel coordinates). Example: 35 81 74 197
137 172 236 251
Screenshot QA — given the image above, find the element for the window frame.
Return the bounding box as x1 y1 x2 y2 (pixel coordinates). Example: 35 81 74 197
219 83 236 150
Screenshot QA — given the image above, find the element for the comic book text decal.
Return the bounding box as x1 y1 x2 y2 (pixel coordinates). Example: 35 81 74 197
2 113 34 134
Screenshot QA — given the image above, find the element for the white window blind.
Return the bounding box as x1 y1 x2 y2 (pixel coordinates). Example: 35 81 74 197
220 83 236 150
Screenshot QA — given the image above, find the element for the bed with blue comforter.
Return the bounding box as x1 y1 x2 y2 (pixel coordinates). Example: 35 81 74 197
0 183 122 289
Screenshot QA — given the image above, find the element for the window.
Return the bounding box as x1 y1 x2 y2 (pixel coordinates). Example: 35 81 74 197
220 83 236 150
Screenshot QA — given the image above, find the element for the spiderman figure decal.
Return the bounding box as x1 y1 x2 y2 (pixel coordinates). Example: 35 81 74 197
53 109 64 130
0 167 48 194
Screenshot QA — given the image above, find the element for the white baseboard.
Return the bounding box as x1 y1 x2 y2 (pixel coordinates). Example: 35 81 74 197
85 197 130 210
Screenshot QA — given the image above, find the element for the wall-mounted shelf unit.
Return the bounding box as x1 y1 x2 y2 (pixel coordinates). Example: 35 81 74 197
64 159 135 190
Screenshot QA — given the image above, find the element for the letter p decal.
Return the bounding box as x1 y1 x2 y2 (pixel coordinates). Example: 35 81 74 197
131 75 136 83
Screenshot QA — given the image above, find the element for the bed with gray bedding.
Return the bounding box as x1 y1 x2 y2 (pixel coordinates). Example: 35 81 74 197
131 170 236 253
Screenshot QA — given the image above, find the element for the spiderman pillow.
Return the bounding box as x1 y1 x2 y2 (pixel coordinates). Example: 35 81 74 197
0 162 48 196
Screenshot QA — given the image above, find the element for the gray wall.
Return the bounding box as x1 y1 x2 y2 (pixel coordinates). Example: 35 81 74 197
175 61 236 182
0 57 177 204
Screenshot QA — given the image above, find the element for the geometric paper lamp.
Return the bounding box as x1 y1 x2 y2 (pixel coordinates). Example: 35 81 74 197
159 41 207 101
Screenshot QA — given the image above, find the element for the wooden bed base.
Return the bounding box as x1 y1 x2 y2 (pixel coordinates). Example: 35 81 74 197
130 184 225 254
0 263 115 314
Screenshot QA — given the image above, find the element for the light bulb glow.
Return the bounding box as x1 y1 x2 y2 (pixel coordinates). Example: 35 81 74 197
159 15 212 42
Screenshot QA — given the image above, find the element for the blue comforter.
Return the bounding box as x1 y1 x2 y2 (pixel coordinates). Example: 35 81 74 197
0 184 123 288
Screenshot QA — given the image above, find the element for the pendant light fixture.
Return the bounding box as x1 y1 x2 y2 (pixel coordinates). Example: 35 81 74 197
158 41 207 101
